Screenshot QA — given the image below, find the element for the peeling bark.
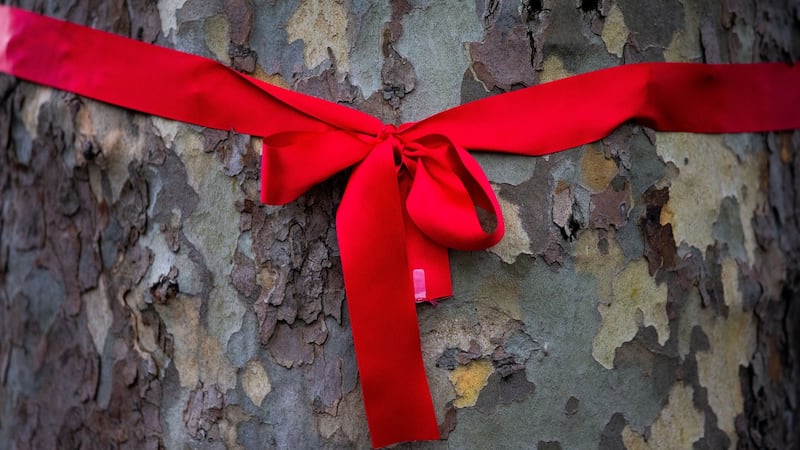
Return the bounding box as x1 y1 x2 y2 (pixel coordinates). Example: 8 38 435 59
1 0 798 449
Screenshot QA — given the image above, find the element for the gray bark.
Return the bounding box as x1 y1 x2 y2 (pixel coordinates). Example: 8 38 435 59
1 0 798 448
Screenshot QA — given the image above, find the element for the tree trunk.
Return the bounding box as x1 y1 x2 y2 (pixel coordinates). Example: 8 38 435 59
1 0 798 448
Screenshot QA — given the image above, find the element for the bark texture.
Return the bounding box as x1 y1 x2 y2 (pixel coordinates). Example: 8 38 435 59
1 0 799 448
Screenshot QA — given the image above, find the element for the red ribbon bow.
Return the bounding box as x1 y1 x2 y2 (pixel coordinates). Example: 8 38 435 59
263 120 507 444
2 6 799 448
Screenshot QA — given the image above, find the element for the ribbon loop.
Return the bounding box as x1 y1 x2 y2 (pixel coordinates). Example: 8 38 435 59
400 133 504 251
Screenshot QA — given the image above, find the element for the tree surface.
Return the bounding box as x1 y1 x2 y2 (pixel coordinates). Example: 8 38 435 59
1 0 799 448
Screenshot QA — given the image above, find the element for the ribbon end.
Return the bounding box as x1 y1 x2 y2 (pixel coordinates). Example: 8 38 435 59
412 268 427 301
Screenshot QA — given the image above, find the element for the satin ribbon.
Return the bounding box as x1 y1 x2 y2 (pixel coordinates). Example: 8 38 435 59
1 6 799 447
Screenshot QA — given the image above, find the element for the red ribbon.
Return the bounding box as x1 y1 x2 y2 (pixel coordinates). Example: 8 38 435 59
2 6 799 447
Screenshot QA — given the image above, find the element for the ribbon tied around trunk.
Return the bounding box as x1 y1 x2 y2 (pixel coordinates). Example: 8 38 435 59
262 122 505 302
2 6 800 446
261 121 509 446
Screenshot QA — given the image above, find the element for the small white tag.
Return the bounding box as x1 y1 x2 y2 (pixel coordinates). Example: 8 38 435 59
412 269 427 301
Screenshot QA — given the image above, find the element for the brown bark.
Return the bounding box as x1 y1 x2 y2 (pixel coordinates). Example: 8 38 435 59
1 0 798 449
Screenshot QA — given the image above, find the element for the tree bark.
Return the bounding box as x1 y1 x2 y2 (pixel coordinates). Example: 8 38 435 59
1 0 798 448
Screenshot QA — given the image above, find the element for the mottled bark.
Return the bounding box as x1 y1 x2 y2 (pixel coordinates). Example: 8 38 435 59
1 0 798 449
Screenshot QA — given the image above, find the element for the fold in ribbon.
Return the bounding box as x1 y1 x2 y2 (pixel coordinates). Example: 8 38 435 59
1 6 799 447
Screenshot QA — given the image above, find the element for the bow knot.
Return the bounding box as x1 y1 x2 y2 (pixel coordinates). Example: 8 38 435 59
375 123 407 165
377 123 397 141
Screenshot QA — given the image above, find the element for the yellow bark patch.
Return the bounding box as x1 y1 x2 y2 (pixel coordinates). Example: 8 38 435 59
158 295 202 388
539 55 572 83
695 259 755 447
601 4 629 58
657 133 764 263
241 360 272 407
489 193 531 264
663 0 702 62
580 144 619 192
251 67 290 88
622 383 704 450
676 258 756 446
156 294 237 391
287 0 350 73
449 360 495 408
220 406 250 450
204 15 230 62
592 259 669 369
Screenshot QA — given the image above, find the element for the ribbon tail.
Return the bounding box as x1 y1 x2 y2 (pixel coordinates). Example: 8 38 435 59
398 171 453 302
406 63 800 154
0 6 374 138
336 142 440 447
